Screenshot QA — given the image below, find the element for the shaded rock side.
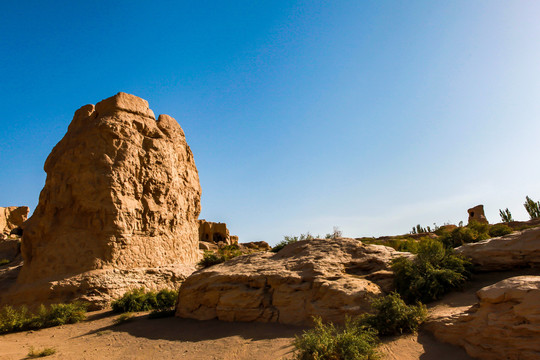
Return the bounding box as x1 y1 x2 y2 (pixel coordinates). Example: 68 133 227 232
2 93 201 308
0 206 29 235
176 238 410 325
457 226 540 271
426 276 540 360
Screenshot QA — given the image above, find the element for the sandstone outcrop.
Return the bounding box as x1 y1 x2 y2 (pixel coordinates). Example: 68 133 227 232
457 226 540 271
239 241 271 251
0 206 29 235
0 237 20 263
426 276 540 360
1 92 201 308
467 205 488 225
176 238 410 325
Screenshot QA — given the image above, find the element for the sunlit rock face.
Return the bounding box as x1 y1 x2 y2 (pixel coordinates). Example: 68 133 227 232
2 93 201 308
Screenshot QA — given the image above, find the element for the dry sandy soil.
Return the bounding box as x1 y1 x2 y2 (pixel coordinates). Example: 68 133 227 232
1 270 534 360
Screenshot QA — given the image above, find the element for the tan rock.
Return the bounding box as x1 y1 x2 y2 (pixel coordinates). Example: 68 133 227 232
457 226 540 271
0 238 20 262
2 92 201 308
239 241 271 251
426 276 540 360
467 205 488 225
0 206 29 235
176 238 410 325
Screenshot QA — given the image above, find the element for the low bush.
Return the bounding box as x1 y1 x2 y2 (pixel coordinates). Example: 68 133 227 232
111 288 178 313
113 312 134 325
0 303 87 334
360 292 427 336
148 309 175 319
439 221 491 248
392 238 472 303
293 317 378 360
488 223 513 237
199 244 243 268
27 347 56 358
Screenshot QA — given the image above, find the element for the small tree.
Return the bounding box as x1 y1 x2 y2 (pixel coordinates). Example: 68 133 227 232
499 208 513 223
524 196 540 220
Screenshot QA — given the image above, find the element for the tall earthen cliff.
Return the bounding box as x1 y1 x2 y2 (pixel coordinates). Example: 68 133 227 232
2 93 201 308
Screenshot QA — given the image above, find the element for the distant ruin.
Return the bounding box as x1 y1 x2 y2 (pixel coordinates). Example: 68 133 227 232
198 220 238 247
467 204 488 225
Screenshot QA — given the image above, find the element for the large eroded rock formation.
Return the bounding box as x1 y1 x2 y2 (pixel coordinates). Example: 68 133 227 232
2 93 201 308
426 276 540 360
176 238 409 325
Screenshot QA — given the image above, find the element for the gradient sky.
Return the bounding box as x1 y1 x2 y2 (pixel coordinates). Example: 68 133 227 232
1 1 540 245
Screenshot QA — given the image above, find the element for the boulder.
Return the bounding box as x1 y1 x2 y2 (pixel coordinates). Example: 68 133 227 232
2 92 201 308
457 226 540 271
0 238 20 263
176 238 410 325
426 276 540 360
239 241 271 251
0 206 29 235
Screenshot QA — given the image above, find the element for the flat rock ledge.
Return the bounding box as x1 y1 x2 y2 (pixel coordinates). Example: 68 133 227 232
426 276 540 360
1 264 196 310
457 226 540 271
176 238 410 326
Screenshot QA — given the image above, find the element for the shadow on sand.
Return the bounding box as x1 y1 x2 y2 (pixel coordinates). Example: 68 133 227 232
84 313 306 343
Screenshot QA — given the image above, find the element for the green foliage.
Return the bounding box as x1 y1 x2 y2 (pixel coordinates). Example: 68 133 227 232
439 222 490 248
148 309 175 319
360 292 427 336
27 347 56 358
0 258 10 266
392 238 472 304
524 196 540 219
488 223 513 237
0 303 86 334
111 288 178 313
293 317 379 360
199 244 243 268
499 208 513 223
272 234 309 252
113 312 135 325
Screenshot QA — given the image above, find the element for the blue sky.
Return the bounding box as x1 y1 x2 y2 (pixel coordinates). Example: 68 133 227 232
1 1 540 245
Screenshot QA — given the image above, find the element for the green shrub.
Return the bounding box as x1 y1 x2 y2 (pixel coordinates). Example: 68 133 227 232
0 259 10 266
499 208 513 222
392 238 472 303
111 288 178 313
199 245 243 268
360 292 427 336
488 223 513 237
524 196 540 219
293 317 378 360
148 309 175 319
27 347 56 358
439 222 491 248
0 303 86 334
113 312 135 325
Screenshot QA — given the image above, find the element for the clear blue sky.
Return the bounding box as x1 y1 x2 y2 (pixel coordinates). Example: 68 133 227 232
1 1 540 245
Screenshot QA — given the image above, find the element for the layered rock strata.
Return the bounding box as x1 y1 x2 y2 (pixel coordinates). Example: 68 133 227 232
2 92 201 308
457 226 540 271
176 238 410 325
426 276 540 360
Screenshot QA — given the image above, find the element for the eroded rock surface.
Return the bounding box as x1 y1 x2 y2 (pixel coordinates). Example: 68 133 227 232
457 226 540 271
426 276 540 360
0 206 29 235
176 238 409 325
1 92 201 308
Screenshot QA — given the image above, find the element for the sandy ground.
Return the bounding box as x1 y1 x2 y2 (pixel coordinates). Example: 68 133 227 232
1 269 535 360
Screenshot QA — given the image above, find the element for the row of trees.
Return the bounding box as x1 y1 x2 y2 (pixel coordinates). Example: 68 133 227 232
499 195 540 223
